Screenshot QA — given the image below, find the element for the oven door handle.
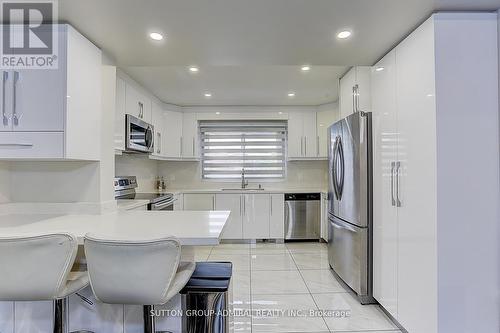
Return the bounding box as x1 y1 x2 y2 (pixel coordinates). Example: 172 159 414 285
151 199 175 210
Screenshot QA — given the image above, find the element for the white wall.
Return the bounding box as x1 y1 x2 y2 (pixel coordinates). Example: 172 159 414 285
317 101 340 119
115 155 159 192
157 160 327 190
8 162 101 203
0 162 10 203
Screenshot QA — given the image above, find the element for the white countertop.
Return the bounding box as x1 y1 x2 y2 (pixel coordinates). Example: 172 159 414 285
0 211 230 246
146 188 326 195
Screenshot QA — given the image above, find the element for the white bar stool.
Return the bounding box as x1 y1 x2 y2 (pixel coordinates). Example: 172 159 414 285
0 233 92 333
84 234 195 333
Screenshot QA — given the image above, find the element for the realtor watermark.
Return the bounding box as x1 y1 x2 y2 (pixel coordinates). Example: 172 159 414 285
0 0 58 69
150 308 352 318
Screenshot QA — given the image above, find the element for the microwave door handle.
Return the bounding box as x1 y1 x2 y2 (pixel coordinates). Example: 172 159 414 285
391 162 396 206
145 126 154 150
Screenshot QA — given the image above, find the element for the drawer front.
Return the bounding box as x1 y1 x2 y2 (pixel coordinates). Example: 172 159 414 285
0 132 64 158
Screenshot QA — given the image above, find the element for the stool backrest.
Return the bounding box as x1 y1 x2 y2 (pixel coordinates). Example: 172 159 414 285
0 233 78 301
84 234 181 305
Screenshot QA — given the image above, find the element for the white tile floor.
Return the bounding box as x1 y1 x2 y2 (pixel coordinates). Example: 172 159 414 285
186 242 401 333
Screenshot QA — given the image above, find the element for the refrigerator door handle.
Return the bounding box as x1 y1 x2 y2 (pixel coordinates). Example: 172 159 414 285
395 161 402 207
332 136 340 199
390 161 396 206
352 85 356 114
337 136 345 200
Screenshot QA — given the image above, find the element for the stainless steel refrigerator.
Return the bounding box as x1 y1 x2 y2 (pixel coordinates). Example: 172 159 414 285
327 111 374 304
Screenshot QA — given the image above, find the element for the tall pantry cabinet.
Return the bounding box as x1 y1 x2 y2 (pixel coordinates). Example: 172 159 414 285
372 13 499 333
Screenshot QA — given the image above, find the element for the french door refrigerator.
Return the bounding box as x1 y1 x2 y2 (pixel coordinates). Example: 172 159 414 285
327 111 374 304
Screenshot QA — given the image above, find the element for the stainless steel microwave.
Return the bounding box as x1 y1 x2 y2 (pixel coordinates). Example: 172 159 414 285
125 114 154 153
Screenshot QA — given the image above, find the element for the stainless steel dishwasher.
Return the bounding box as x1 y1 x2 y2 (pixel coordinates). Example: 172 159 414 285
284 193 321 240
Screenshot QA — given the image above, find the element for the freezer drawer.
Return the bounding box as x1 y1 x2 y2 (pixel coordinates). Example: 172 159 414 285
328 216 369 298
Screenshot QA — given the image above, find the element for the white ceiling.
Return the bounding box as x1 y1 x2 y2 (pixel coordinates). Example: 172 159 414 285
59 0 500 105
123 66 346 106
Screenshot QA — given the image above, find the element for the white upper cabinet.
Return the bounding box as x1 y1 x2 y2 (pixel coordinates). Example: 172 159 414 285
371 49 398 319
125 83 151 123
0 24 101 160
339 66 371 119
181 112 199 159
287 111 318 159
162 109 183 158
151 101 164 157
316 106 338 158
114 76 126 151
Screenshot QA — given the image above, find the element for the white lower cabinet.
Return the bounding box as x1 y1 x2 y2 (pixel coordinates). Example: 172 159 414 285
127 204 147 211
68 286 123 333
242 194 270 239
182 193 215 210
269 194 284 239
320 193 328 241
216 194 243 239
0 302 13 333
173 193 183 210
216 193 283 240
14 301 52 333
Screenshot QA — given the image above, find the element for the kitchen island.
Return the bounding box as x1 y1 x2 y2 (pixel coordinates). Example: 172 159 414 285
0 209 230 333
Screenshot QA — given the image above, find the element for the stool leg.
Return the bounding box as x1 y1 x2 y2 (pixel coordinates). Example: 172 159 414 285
53 298 67 333
143 305 156 333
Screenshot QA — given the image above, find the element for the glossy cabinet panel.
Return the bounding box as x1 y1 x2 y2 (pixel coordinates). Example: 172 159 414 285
181 113 198 158
114 76 126 151
395 18 437 333
288 111 318 159
269 193 285 239
243 193 270 239
163 110 183 158
183 193 215 210
125 83 151 123
216 193 243 239
371 50 398 318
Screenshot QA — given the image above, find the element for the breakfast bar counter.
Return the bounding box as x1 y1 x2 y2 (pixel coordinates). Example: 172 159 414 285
0 210 230 246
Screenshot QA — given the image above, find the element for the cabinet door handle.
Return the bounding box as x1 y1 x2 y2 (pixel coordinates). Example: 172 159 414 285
138 102 143 118
0 143 33 148
352 85 356 114
12 71 19 126
390 162 396 206
192 137 195 156
2 71 8 126
395 161 402 207
180 137 183 156
156 132 161 154
316 136 319 156
300 137 304 156
212 196 215 210
240 196 242 216
304 137 307 156
270 196 272 216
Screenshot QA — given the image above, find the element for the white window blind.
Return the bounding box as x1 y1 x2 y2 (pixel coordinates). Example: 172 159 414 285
199 120 287 180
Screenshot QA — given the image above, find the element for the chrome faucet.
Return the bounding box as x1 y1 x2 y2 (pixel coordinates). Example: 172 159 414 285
241 169 249 189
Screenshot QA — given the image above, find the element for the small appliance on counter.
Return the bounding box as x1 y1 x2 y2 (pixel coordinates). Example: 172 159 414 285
327 110 375 304
114 176 174 210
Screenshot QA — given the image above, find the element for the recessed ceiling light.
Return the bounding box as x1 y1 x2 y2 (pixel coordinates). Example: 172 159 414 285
301 65 311 72
375 67 385 72
337 30 352 39
288 92 295 97
149 32 164 41
204 92 212 97
189 66 199 73
215 112 220 115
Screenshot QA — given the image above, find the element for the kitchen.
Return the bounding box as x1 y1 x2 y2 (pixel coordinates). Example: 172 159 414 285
0 1 499 333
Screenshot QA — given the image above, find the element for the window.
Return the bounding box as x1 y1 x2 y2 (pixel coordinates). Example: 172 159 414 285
200 120 287 180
